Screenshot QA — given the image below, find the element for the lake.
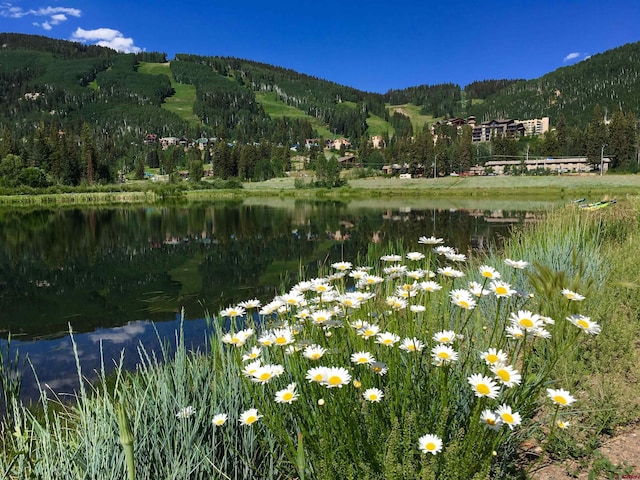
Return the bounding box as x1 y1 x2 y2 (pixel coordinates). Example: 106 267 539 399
0 197 557 401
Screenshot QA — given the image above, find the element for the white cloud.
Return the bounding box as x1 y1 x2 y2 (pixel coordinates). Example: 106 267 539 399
71 27 143 54
563 52 581 62
0 4 81 29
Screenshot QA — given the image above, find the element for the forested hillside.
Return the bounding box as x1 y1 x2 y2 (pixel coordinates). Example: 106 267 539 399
0 32 639 190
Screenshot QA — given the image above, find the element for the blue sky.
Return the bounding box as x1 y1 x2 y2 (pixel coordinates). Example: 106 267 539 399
1 0 639 93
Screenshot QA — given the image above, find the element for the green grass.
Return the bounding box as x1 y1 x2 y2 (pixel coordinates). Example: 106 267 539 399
138 62 199 125
389 103 439 132
255 91 332 138
366 112 394 137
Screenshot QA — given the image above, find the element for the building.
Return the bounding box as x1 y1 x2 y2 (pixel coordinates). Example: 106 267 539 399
472 119 526 142
516 117 550 137
483 157 610 174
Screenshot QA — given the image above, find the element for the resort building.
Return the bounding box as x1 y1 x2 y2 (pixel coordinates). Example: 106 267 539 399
483 157 610 174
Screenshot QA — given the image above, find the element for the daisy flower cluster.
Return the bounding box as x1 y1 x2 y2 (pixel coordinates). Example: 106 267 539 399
207 235 598 475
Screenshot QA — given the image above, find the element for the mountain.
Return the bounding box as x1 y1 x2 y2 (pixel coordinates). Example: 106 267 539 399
0 32 639 187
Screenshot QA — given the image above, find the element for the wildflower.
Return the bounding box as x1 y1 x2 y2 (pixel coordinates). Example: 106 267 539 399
337 293 362 309
306 366 327 383
242 360 262 377
434 246 455 256
418 235 444 245
437 266 465 278
257 332 275 346
331 261 352 271
410 304 426 313
450 289 476 310
557 420 570 429
353 379 362 388
505 325 525 340
376 332 401 347
323 367 351 388
491 364 522 388
567 314 601 335
479 265 501 280
481 348 508 366
242 346 262 362
219 305 246 318
317 398 325 406
272 328 295 346
279 292 306 308
496 404 522 430
385 296 407 310
546 388 576 406
431 345 459 364
480 409 502 431
509 310 542 332
418 434 443 455
504 258 529 269
370 361 388 376
357 322 380 339
406 251 425 261
433 330 456 344
468 281 489 297
303 344 327 361
311 309 333 325
351 351 376 365
561 288 585 301
239 408 262 426
406 269 427 280
238 298 261 310
532 327 552 339
445 252 466 263
419 280 442 292
311 280 333 294
380 254 403 262
176 406 196 419
363 388 384 403
259 299 284 315
250 364 284 384
467 373 500 399
291 280 313 293
399 337 426 352
212 413 228 426
349 269 367 281
489 280 517 298
275 383 299 404
383 264 407 277
221 331 249 347
361 274 384 286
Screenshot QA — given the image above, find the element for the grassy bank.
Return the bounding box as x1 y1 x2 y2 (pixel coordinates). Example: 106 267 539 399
0 175 638 207
1 198 639 479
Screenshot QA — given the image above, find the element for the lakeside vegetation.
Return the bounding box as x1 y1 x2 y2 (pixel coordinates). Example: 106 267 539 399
1 198 639 478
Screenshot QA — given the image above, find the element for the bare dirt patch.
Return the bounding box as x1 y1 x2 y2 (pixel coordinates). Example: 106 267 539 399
531 424 640 479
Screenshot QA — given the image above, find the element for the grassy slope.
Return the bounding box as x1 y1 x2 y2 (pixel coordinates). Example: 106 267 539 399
138 62 199 125
389 103 438 132
255 91 332 138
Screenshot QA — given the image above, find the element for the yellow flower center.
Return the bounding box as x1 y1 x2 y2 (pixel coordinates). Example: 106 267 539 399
259 372 272 381
459 301 470 308
314 374 323 381
437 352 450 359
520 318 533 328
245 415 257 424
215 419 225 425
496 286 507 295
486 418 496 426
275 337 287 345
282 392 293 401
328 375 342 386
553 395 567 405
426 442 436 451
440 337 450 343
310 354 321 360
501 413 514 423
497 370 510 382
383 339 393 345
476 384 491 395
407 345 416 351
486 354 498 363
482 271 493 278
230 337 241 344
576 319 589 329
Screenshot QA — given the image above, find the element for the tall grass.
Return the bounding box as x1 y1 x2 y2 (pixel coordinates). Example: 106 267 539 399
2 201 638 479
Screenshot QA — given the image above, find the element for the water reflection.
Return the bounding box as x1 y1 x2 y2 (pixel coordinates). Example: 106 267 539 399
0 198 555 401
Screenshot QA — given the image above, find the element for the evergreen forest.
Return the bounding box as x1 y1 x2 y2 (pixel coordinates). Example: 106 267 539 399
1 32 639 190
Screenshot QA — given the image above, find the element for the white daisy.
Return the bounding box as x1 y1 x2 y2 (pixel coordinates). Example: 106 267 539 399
418 235 444 245
496 404 522 430
376 332 401 347
351 351 376 365
504 258 529 269
303 344 327 361
561 288 585 301
546 388 576 406
478 265 501 280
363 387 384 403
567 314 601 335
275 383 299 404
239 408 262 426
212 413 228 426
418 434 443 455
399 337 426 352
491 364 522 388
467 373 500 399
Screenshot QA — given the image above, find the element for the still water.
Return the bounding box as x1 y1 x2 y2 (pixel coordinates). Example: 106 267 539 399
0 197 555 400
